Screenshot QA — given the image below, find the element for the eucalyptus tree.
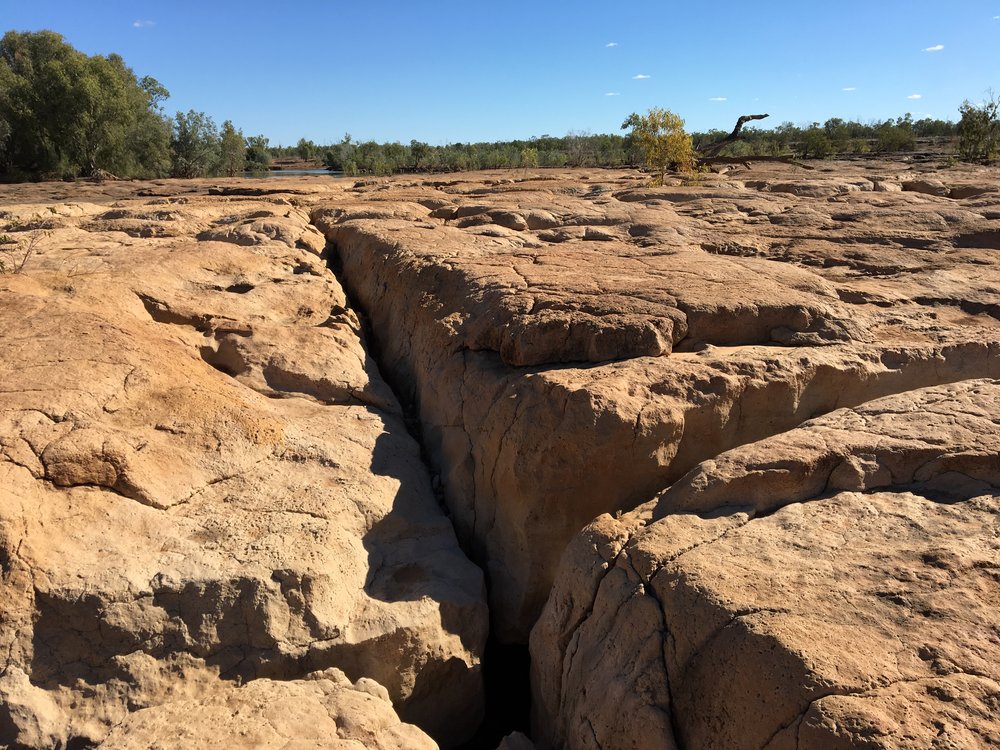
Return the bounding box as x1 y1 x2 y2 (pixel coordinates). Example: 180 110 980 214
0 30 171 179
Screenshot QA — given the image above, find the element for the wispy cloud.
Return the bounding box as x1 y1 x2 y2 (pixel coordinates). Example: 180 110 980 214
605 92 621 96
605 41 618 48
842 86 857 92
632 73 650 80
907 93 923 100
708 97 727 102
994 15 1000 19
923 44 944 52
132 19 155 28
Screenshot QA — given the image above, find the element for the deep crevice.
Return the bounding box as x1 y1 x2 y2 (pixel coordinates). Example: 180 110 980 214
319 235 532 748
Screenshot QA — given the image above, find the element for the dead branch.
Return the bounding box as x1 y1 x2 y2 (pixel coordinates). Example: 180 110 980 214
696 155 815 171
696 113 770 157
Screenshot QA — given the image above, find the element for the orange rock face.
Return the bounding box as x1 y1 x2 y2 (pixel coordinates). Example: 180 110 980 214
1 159 998 749
0 178 486 748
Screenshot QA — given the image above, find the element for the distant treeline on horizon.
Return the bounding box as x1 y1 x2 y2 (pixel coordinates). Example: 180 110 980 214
0 29 989 183
284 115 957 177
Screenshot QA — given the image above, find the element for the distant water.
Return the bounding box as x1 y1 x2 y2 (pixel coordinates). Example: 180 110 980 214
240 169 343 178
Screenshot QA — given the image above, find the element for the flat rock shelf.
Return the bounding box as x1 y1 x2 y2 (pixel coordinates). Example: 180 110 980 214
1 161 998 749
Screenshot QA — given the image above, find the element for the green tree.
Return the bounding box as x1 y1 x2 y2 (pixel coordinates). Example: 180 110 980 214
218 120 246 176
798 125 833 158
245 134 271 172
621 108 695 184
0 30 171 179
874 118 916 153
958 95 1000 163
296 137 317 161
170 110 220 178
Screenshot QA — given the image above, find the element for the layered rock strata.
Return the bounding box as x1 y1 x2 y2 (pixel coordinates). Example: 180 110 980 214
531 380 1000 749
0 184 487 748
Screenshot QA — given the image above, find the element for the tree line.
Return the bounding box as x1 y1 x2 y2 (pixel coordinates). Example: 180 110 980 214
1 29 996 182
0 30 271 180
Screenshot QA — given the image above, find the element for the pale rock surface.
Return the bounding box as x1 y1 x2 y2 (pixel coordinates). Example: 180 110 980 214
97 668 437 750
311 161 1000 639
530 380 1000 750
0 179 486 748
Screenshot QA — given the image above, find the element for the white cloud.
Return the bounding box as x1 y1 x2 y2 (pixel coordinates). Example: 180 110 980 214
842 86 857 92
132 19 155 28
994 15 1000 19
907 93 923 99
605 92 620 96
923 44 944 52
708 97 727 102
632 74 650 80
605 41 618 48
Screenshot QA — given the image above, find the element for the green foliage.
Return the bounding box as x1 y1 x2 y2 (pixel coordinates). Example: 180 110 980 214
296 137 317 161
798 126 833 158
0 30 171 179
245 134 271 172
958 96 1000 163
874 115 916 153
170 110 220 178
520 147 539 168
218 120 246 177
621 108 695 185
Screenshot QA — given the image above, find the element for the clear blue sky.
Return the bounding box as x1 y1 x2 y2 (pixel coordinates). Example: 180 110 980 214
4 1 999 146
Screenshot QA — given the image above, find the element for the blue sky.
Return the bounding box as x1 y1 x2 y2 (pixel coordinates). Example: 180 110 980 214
4 1 999 146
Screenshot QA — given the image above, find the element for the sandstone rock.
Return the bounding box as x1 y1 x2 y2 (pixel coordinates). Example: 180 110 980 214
97 669 437 750
0 180 487 748
902 178 950 197
310 161 1000 639
531 380 1000 750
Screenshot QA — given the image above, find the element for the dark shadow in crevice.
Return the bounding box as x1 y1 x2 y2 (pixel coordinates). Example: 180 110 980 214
455 638 532 750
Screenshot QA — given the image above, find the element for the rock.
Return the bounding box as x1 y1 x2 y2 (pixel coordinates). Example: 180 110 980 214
495 731 536 750
488 210 528 231
523 209 559 230
97 669 437 750
310 161 1000 639
902 178 950 197
530 380 1000 750
949 184 998 200
4 163 1000 746
0 181 487 748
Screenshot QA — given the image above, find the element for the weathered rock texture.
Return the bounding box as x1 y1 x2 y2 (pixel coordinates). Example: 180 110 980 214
0 180 486 748
97 667 437 749
3 160 1000 748
530 380 1000 749
310 162 1000 639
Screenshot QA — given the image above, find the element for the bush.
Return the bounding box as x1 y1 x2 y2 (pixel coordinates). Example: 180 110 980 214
875 122 916 153
958 96 1000 163
621 108 695 185
798 127 833 158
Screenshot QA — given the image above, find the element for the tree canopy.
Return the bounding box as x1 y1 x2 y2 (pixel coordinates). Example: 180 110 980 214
0 30 171 179
622 108 695 184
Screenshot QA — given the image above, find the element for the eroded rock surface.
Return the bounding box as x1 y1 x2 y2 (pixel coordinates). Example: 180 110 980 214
0 180 486 748
96 667 437 750
3 161 999 748
310 161 1000 639
530 380 1000 750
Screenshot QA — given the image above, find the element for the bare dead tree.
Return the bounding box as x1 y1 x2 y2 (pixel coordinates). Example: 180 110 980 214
694 113 814 170
698 154 815 171
696 114 771 157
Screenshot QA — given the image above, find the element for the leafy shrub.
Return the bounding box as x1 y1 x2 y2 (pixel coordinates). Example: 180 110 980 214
621 108 695 185
958 96 1000 163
